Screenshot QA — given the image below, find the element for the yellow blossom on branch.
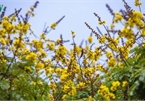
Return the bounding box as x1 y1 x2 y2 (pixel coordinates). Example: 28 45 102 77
122 81 128 87
50 22 57 30
111 81 120 91
88 36 93 44
71 30 75 35
48 94 54 101
98 20 106 25
134 0 142 6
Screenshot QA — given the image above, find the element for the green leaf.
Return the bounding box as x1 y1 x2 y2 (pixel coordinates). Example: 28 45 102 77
0 80 9 90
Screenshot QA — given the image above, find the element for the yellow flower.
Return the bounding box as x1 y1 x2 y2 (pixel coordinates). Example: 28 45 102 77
26 10 31 15
109 93 115 99
37 49 47 58
68 86 76 96
99 35 106 44
106 51 113 58
55 68 62 75
46 68 54 75
141 29 145 37
31 81 36 85
35 61 44 70
83 59 88 65
37 81 42 85
110 24 115 29
24 66 32 72
56 38 61 44
134 0 142 6
32 13 35 17
47 42 55 51
62 94 67 100
113 12 123 23
40 33 46 40
88 96 95 101
104 94 111 100
77 82 86 88
25 52 37 61
98 85 113 100
98 20 106 25
88 36 93 44
87 50 93 60
30 6 34 11
122 81 128 87
63 85 70 92
3 16 9 21
32 39 44 49
50 22 57 30
50 83 57 89
57 45 67 56
48 94 54 101
85 45 89 50
98 85 109 94
111 81 120 91
60 74 68 82
142 40 145 44
23 48 30 55
108 57 116 67
76 46 82 55
118 62 124 68
0 38 6 45
71 30 75 35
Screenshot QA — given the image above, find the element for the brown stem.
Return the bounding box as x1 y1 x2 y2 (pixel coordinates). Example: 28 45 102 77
90 80 94 97
124 84 129 100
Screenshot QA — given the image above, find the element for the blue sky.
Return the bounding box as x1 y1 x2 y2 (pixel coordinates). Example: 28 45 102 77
1 0 145 48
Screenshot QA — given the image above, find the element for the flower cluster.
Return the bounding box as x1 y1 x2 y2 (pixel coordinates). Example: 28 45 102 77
110 81 120 91
98 85 115 100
